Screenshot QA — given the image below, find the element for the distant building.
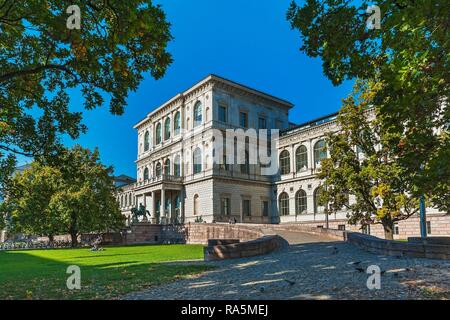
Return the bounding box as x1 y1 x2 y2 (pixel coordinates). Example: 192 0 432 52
114 175 136 188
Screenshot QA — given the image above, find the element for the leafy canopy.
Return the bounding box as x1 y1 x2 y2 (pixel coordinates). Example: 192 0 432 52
0 0 172 184
318 81 420 239
3 145 125 245
287 0 449 210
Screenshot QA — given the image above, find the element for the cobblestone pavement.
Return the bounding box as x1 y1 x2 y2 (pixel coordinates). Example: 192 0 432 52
123 232 450 300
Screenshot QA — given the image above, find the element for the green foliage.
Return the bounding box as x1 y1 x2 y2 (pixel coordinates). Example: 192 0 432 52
0 0 173 183
3 145 125 245
317 81 420 239
4 163 65 238
287 0 449 211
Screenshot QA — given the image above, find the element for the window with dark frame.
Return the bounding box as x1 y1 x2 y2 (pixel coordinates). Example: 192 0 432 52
221 198 230 215
262 201 269 217
258 116 267 129
239 111 248 128
242 199 251 217
218 105 227 123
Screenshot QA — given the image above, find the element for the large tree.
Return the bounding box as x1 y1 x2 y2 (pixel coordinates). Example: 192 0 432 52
287 0 449 211
2 163 65 242
3 146 125 246
318 81 420 239
0 0 172 185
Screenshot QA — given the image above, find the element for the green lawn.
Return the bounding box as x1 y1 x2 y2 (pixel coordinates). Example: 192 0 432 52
0 244 212 300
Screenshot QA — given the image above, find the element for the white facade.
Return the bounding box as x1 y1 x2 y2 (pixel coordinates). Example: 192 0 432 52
118 74 291 225
117 74 445 238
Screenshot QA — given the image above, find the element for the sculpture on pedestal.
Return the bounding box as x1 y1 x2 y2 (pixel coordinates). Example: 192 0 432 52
131 204 151 223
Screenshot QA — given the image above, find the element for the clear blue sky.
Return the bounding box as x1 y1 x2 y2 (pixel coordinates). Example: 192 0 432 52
19 0 354 177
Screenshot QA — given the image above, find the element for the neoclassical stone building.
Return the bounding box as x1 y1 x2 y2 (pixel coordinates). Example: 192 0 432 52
117 74 449 239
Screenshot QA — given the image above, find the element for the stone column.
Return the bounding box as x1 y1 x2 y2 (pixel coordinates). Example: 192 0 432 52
180 189 185 223
308 139 313 171
290 144 295 177
150 191 156 224
160 186 165 225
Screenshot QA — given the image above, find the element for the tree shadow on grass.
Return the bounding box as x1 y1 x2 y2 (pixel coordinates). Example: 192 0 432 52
0 250 212 300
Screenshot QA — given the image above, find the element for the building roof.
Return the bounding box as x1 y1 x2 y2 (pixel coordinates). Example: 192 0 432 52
280 112 338 136
134 74 294 129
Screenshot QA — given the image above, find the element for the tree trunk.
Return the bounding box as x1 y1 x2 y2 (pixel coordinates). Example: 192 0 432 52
70 212 78 247
70 232 78 247
48 234 54 246
382 220 394 240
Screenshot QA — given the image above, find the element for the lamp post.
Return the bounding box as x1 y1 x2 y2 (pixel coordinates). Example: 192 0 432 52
420 194 427 238
419 164 427 238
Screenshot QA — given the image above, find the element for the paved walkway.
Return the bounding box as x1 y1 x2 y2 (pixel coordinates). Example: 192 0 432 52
123 231 450 300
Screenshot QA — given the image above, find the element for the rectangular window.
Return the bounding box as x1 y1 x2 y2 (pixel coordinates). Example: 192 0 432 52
426 221 431 234
242 199 251 216
362 224 371 235
218 106 227 123
393 223 399 235
262 201 269 217
338 224 346 231
239 112 248 128
258 116 267 129
221 198 230 215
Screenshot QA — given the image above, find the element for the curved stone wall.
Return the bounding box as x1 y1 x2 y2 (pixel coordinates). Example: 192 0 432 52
204 235 289 261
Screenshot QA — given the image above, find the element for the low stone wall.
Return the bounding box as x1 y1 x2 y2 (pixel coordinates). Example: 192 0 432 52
204 235 289 261
185 223 265 245
346 232 450 260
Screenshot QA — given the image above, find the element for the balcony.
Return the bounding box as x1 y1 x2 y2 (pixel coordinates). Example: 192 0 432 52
135 174 183 189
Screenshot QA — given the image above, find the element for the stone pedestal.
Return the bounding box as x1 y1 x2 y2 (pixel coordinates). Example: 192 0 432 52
125 222 162 244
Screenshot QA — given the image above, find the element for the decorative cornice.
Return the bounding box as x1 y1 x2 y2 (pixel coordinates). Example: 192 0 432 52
134 74 294 130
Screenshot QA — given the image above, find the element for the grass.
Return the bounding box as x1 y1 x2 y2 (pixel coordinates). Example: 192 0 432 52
0 244 212 300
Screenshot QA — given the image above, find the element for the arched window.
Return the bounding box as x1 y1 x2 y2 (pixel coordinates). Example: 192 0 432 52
143 167 149 180
295 145 308 171
193 194 199 215
174 155 181 177
144 131 150 152
314 139 327 166
279 193 290 216
193 148 202 174
156 123 162 144
164 118 171 140
164 159 170 175
129 193 132 206
194 101 202 127
314 187 325 213
120 195 124 207
155 162 162 177
174 112 181 135
279 150 290 175
295 189 307 215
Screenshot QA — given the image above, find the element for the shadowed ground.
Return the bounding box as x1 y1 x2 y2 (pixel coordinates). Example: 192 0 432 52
123 231 450 300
